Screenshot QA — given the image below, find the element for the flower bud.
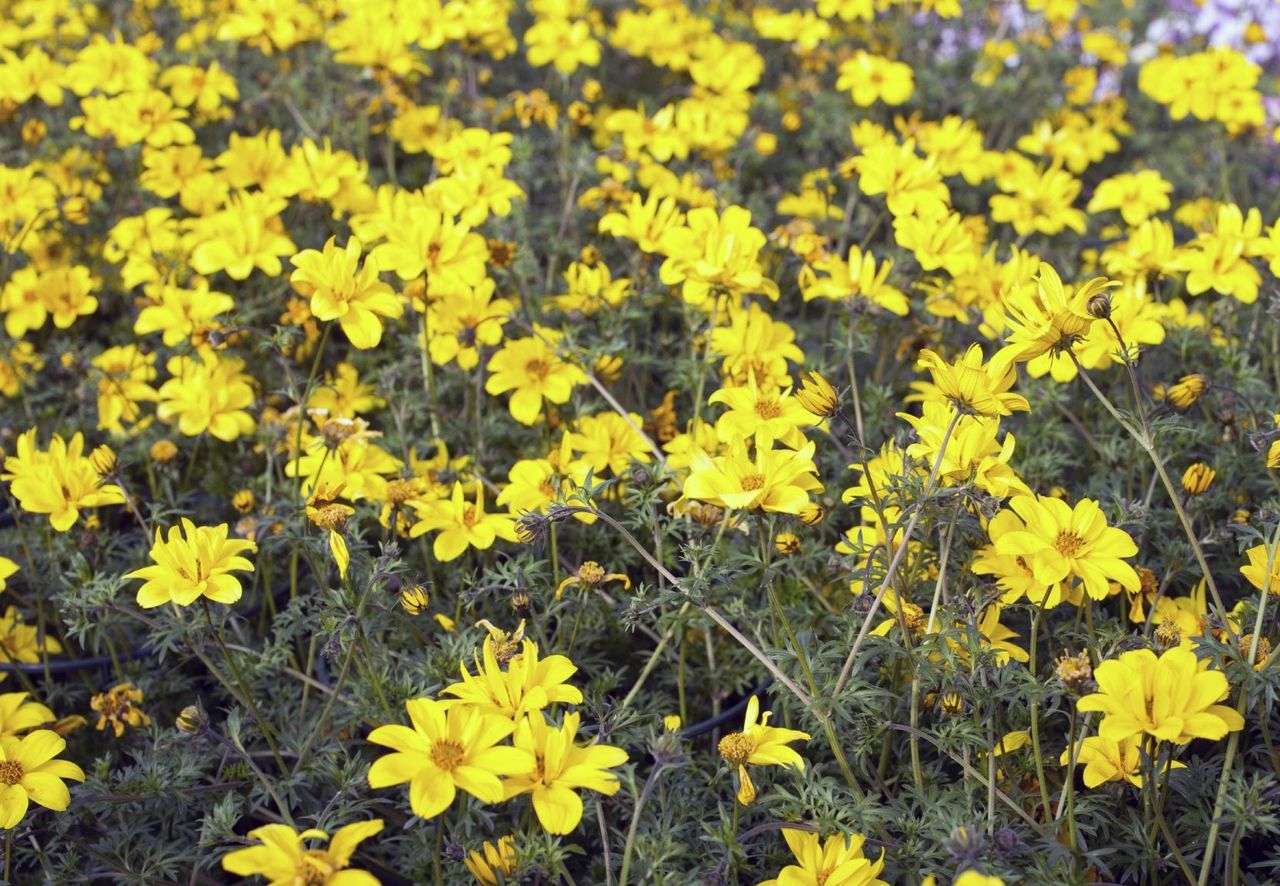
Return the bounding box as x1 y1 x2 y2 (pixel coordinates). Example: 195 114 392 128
232 489 256 513
150 439 179 464
1086 291 1112 319
774 531 801 556
794 371 840 419
400 585 430 616
1166 373 1207 411
89 444 117 477
175 705 206 735
1181 462 1216 496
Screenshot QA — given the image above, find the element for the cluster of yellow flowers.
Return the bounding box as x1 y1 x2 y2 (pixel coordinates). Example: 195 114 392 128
2 0 1280 881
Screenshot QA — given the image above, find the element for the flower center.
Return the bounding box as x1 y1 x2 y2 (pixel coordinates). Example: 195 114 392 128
310 503 350 531
717 732 754 766
740 473 765 491
429 739 466 772
1054 530 1085 558
753 399 782 420
0 760 23 786
386 479 416 506
578 561 605 584
461 504 478 527
525 359 551 381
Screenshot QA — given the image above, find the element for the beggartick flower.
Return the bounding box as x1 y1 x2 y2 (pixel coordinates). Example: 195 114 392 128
683 440 822 515
125 519 257 608
464 835 517 885
0 730 86 829
221 820 384 885
914 345 1029 417
485 328 586 426
716 695 809 805
502 711 629 835
290 237 403 349
1060 734 1185 789
366 697 532 820
306 485 357 579
440 637 583 721
90 683 150 737
836 50 914 107
0 608 62 677
1 428 125 532
409 482 517 562
659 205 778 306
757 828 887 886
998 262 1114 363
708 377 816 448
992 494 1140 602
156 351 258 442
1240 543 1279 596
1077 646 1244 745
555 561 630 601
0 693 54 738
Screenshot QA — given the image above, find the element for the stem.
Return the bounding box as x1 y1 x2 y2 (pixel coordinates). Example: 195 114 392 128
1071 355 1234 643
832 409 962 699
201 601 287 774
1198 525 1279 885
1027 602 1053 821
618 762 665 886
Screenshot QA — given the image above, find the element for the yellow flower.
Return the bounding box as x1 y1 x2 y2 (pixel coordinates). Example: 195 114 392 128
221 820 384 885
125 519 257 608
1059 734 1185 789
992 494 1140 602
1176 203 1268 304
369 207 489 292
658 205 779 306
525 16 601 74
914 345 1029 417
1086 170 1172 226
0 607 62 675
0 693 54 738
90 683 150 738
953 873 1005 886
502 712 629 834
427 280 512 370
716 695 809 806
598 192 685 253
836 50 914 107
367 697 532 820
306 485 356 579
708 377 817 448
440 636 583 721
156 351 258 442
1 429 125 532
800 246 908 316
485 328 586 426
683 440 822 515
757 828 887 886
464 835 517 885
555 561 630 601
997 262 1114 362
1077 646 1244 744
290 237 403 349
0 730 85 829
410 482 517 562
1240 543 1279 596
91 345 159 434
